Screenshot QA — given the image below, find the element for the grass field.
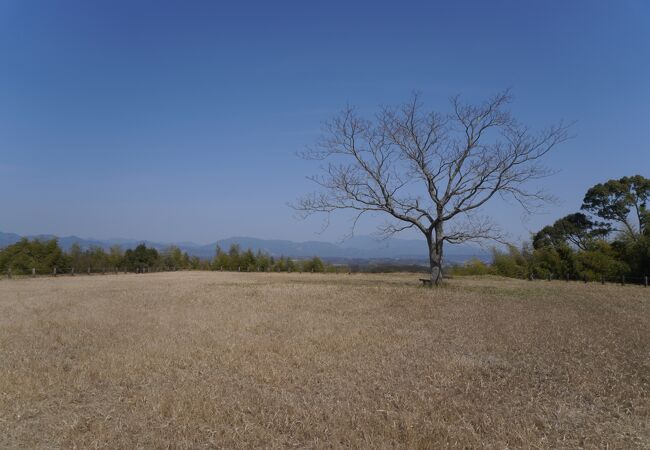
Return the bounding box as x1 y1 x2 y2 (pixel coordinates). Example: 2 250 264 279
0 272 648 448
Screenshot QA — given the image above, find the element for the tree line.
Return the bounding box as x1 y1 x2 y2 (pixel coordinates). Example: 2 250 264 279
0 240 336 275
451 175 649 281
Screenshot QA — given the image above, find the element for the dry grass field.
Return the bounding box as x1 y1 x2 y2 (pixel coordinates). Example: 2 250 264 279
0 272 648 449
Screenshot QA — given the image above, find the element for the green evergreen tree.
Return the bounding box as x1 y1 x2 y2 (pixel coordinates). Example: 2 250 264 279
228 244 241 270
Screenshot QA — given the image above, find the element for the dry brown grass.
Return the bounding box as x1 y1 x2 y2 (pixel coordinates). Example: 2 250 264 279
0 272 648 449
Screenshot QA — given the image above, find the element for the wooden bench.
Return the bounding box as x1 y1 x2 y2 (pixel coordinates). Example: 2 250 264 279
419 278 432 286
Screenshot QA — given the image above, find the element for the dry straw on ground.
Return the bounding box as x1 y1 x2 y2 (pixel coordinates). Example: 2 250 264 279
0 272 648 448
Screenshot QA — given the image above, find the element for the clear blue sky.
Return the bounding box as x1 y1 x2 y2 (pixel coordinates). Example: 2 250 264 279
1 0 648 244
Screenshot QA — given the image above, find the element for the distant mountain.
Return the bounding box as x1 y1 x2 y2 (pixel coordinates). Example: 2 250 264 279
0 232 22 248
0 232 490 264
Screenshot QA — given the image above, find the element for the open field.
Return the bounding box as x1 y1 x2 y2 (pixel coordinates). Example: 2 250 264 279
0 272 648 448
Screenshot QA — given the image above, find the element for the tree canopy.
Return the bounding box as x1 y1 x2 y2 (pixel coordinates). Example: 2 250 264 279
532 213 609 251
581 175 649 238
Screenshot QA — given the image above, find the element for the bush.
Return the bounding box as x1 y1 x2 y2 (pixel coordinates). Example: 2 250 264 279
491 245 528 278
449 258 495 276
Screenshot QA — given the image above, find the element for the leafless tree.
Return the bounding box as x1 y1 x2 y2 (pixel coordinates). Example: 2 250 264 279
294 91 571 285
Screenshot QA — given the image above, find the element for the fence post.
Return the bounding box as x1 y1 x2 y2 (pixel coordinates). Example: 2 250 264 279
548 273 551 282
621 275 625 286
53 267 57 277
645 276 648 288
7 268 11 279
71 267 75 276
32 268 36 278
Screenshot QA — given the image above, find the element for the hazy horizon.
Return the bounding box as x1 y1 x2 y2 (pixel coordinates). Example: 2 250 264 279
1 1 648 244
0 229 465 247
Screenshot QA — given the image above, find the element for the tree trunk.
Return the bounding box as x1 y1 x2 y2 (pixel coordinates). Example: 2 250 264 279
426 225 444 286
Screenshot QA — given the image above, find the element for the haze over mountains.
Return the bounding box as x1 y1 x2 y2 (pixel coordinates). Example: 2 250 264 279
0 232 489 264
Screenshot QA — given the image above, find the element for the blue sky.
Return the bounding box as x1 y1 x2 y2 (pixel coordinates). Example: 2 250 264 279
1 0 648 244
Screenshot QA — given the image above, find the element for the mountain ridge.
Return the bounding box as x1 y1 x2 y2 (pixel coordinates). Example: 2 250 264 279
0 232 489 263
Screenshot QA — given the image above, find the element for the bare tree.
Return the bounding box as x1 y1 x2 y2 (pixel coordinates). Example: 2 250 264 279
294 91 571 285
